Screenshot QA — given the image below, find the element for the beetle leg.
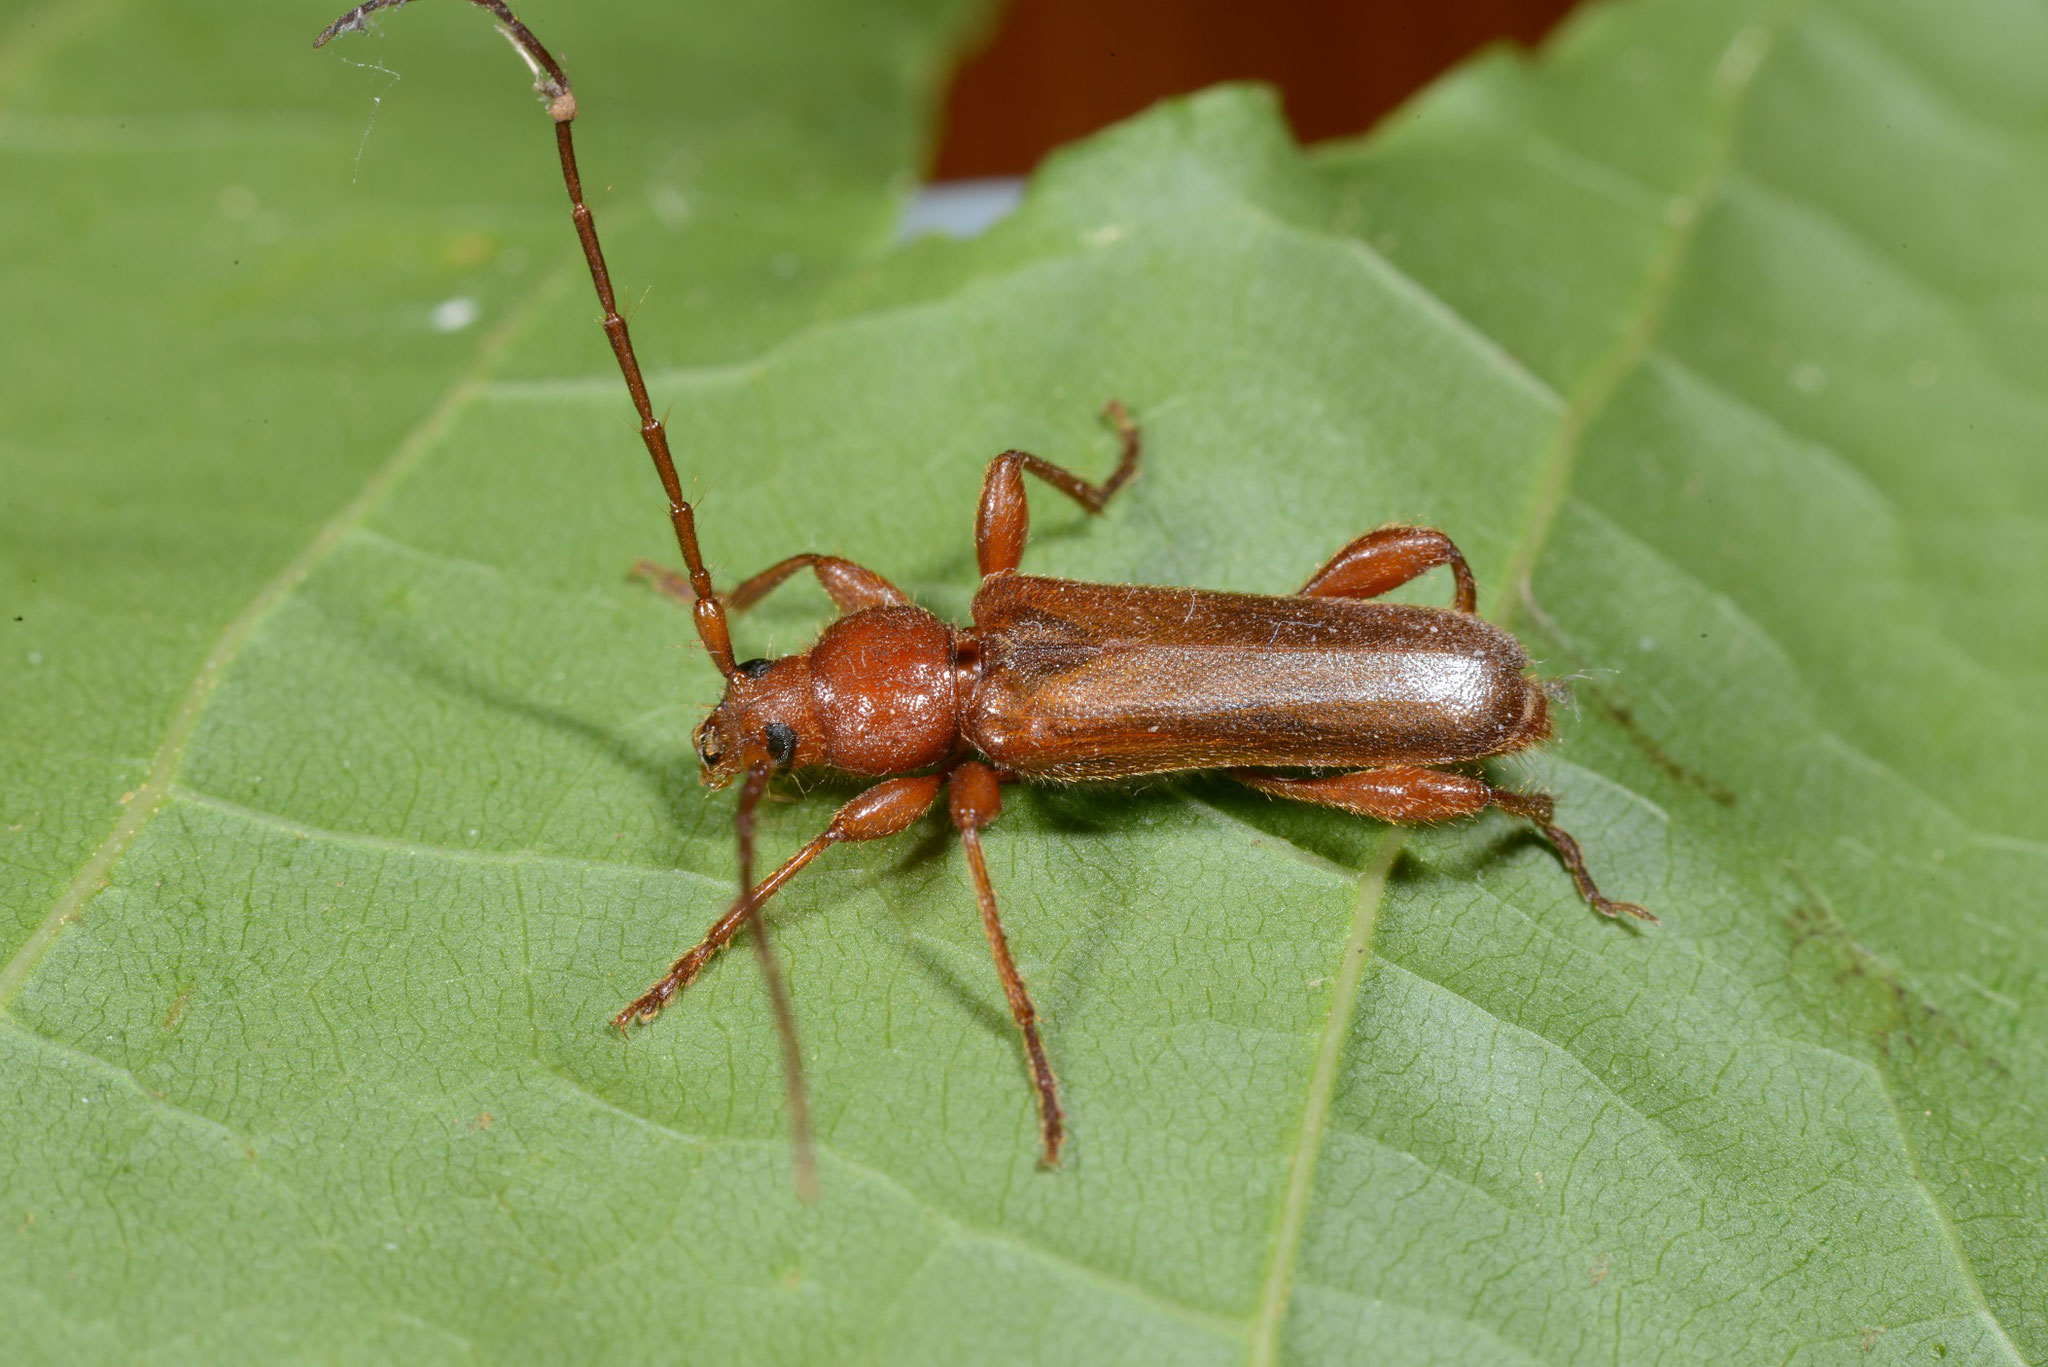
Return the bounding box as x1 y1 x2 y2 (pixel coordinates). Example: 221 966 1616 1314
976 399 1141 578
1227 766 1655 923
613 771 947 1030
633 553 908 616
948 761 1065 1165
1298 527 1478 614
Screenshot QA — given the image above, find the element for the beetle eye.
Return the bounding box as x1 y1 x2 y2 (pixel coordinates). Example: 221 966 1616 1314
764 721 798 768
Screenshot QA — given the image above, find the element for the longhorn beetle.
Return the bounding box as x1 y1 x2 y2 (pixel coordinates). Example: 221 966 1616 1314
316 0 1653 1176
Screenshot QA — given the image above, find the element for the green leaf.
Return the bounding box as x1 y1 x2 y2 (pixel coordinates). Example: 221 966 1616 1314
4 0 2045 1362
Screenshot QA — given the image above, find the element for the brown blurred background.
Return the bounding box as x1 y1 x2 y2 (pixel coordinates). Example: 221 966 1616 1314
933 0 1583 178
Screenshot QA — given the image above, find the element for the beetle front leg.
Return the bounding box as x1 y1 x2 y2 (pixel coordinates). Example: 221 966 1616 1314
948 761 1065 1165
614 772 946 1030
1228 766 1654 923
1298 526 1477 613
976 400 1141 578
633 553 908 616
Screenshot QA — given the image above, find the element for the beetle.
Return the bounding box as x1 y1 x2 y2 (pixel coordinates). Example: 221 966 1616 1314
318 0 1652 1171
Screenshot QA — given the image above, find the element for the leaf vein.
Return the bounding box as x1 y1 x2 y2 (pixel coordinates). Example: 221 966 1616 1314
167 787 730 892
530 1066 1247 1340
0 254 579 1015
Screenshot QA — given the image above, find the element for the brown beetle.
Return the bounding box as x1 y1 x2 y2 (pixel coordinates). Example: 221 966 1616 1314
319 0 1652 1173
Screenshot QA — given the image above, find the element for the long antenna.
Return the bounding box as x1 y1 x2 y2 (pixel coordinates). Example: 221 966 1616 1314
317 0 817 1197
317 0 736 679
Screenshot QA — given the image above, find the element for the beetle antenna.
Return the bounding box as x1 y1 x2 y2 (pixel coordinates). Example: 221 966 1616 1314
317 0 817 1189
318 0 739 678
735 761 820 1201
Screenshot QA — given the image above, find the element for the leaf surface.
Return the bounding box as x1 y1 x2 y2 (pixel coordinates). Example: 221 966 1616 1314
3 0 2045 1363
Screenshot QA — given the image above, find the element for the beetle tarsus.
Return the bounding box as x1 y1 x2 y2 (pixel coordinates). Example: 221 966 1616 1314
1541 823 1657 924
630 558 699 605
612 970 689 1033
1598 897 1658 924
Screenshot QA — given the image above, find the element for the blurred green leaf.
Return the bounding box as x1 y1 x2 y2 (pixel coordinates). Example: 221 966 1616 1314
3 0 2045 1363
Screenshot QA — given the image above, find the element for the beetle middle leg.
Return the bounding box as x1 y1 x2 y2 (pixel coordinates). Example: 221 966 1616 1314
612 771 946 1030
1298 527 1478 613
948 760 1064 1165
1229 766 1655 922
976 399 1141 578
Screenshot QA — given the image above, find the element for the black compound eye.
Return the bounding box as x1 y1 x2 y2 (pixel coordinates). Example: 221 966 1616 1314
735 657 773 679
763 721 798 768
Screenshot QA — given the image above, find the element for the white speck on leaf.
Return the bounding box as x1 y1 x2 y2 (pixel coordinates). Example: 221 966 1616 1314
431 298 479 333
1715 24 1769 89
650 185 691 227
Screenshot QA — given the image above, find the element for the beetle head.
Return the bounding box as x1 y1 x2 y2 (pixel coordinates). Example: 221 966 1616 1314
694 654 818 788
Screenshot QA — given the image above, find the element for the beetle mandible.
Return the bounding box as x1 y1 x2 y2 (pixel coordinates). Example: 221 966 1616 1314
317 0 1653 1170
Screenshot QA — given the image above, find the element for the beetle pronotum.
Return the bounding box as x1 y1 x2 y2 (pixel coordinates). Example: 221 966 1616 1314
317 0 1653 1175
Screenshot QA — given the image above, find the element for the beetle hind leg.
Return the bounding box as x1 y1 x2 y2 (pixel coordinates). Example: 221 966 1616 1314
1521 815 1656 924
1227 766 1655 923
1298 526 1478 613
